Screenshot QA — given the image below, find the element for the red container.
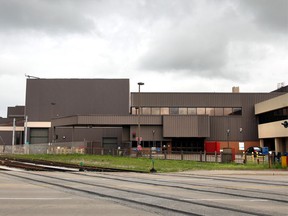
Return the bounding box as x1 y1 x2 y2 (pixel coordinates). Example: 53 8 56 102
205 141 220 153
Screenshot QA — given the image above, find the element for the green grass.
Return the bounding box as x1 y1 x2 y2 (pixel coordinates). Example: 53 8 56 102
3 154 285 172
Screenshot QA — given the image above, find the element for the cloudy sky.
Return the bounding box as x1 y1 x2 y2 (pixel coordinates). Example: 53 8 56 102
0 0 287 117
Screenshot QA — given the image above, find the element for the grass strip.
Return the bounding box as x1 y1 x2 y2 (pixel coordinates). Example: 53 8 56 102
1 154 284 172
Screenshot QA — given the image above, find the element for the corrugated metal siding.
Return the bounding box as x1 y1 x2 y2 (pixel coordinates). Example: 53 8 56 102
132 93 244 107
130 125 163 141
55 127 122 143
163 116 209 137
208 117 242 141
53 115 162 127
26 79 130 121
52 116 78 127
7 106 25 118
132 92 285 141
78 115 162 125
131 92 285 107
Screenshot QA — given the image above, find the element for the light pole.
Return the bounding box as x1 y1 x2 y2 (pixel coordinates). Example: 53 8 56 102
50 102 56 143
152 129 156 147
226 129 230 148
137 82 144 148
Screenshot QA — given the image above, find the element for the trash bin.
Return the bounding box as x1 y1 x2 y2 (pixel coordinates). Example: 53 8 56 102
281 156 287 168
262 147 269 155
222 148 234 163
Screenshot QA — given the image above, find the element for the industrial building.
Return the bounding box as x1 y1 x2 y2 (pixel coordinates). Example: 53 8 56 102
0 78 287 155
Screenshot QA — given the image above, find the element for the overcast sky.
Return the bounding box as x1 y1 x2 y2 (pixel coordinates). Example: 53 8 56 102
0 0 287 117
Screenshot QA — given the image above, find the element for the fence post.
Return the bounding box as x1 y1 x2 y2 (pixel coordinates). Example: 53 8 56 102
204 151 207 162
269 154 272 168
200 151 202 162
181 150 183 160
164 150 167 160
215 151 217 162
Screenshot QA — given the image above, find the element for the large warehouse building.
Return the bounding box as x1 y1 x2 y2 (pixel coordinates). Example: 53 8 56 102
0 78 287 154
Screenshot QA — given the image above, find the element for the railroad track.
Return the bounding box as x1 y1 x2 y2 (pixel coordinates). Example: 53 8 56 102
1 170 286 216
1 157 287 215
0 156 145 172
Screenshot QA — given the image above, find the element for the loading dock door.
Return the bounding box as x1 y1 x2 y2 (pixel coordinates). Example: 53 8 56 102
30 128 49 144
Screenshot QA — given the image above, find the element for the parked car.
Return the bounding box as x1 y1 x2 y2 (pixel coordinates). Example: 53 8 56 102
245 147 263 157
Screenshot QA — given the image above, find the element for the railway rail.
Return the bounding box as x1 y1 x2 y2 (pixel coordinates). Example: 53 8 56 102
0 156 145 172
1 156 287 215
0 170 281 216
71 171 288 204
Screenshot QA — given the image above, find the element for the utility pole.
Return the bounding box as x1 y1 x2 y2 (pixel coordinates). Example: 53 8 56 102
12 118 16 153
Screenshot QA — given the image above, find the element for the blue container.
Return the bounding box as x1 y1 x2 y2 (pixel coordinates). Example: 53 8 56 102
262 147 269 155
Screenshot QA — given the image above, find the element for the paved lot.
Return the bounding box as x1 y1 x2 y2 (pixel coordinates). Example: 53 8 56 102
0 170 154 216
0 169 287 215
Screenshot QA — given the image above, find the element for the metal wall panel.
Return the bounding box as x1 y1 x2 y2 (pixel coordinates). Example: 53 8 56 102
7 106 25 118
54 127 122 143
52 116 78 127
26 79 130 121
131 92 284 107
163 115 209 137
130 125 163 141
77 115 162 126
132 92 285 141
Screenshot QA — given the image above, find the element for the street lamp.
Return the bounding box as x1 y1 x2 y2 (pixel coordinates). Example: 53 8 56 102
226 129 230 148
137 82 144 148
152 129 156 147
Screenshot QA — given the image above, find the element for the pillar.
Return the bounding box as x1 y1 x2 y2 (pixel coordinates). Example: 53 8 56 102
274 138 282 154
259 139 264 148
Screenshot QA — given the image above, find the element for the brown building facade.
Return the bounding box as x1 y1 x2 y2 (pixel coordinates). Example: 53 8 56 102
0 78 287 154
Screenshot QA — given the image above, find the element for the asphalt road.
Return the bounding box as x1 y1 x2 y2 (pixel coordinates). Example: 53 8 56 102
0 169 287 216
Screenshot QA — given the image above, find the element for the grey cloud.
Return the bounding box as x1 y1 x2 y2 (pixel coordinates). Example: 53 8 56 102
238 0 288 33
138 1 237 79
0 0 95 34
140 29 228 75
138 0 287 81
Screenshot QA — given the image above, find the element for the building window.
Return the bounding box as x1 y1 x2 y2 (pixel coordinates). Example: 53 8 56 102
258 107 288 124
142 107 151 115
170 107 179 115
197 108 205 115
224 108 233 116
179 108 188 115
215 108 224 116
151 107 160 115
161 107 169 115
188 108 197 115
232 107 242 115
205 108 215 116
131 106 242 116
